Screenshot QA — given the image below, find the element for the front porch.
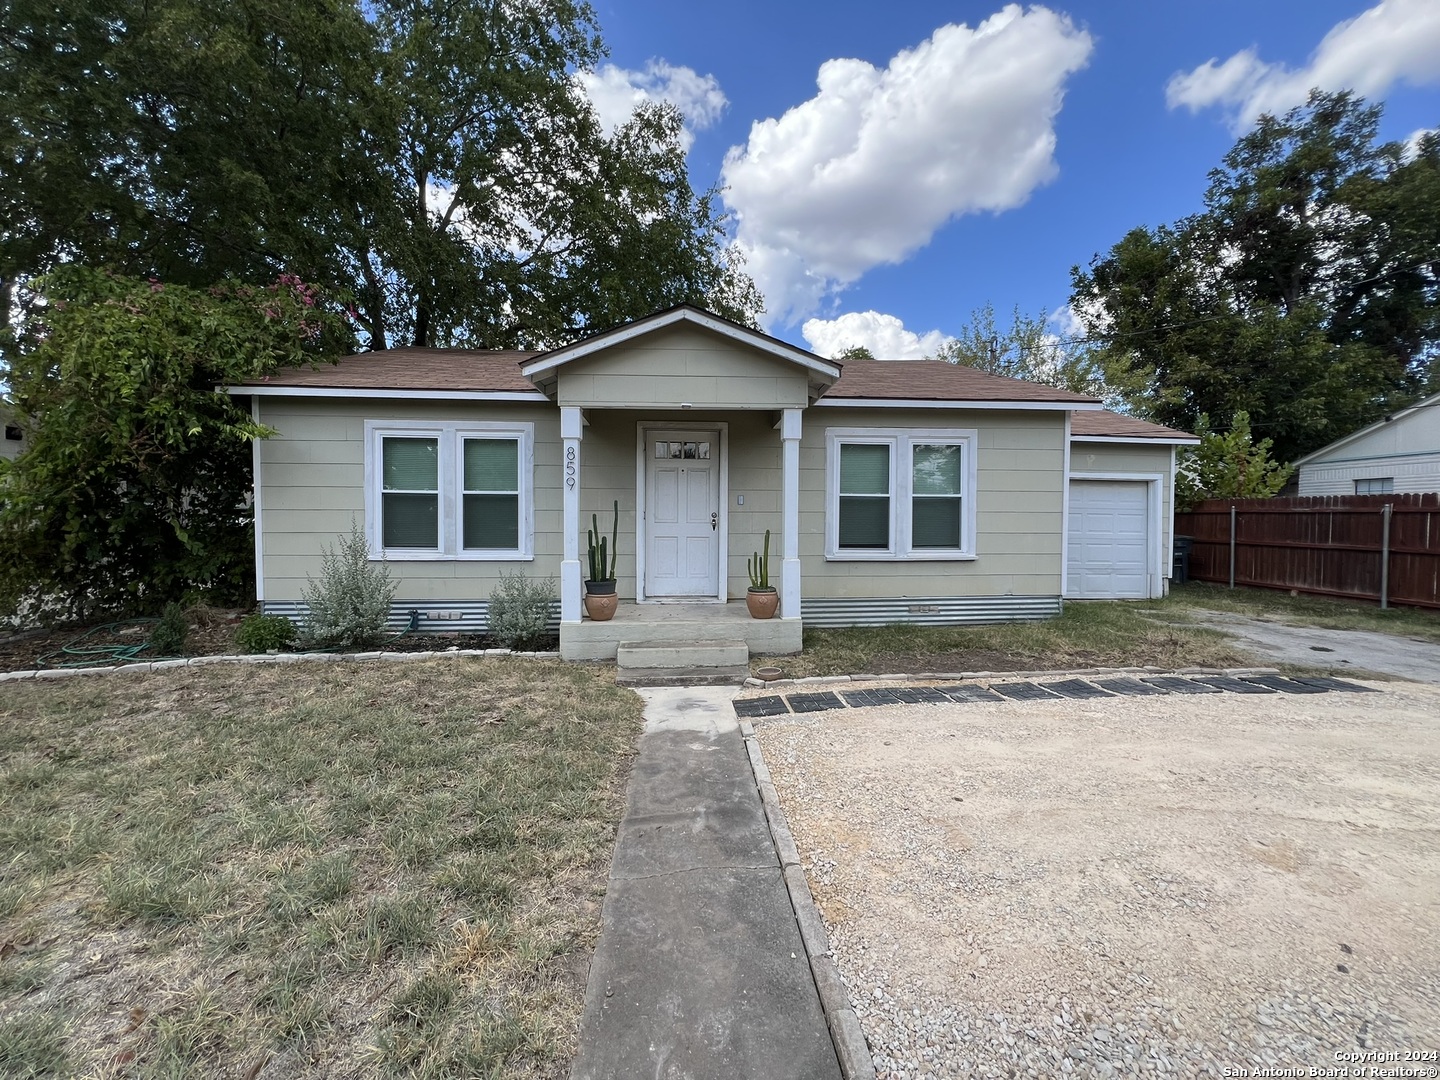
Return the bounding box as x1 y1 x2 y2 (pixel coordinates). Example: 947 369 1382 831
558 601 803 661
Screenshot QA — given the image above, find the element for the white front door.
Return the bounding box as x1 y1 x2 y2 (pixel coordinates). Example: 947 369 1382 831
644 429 720 597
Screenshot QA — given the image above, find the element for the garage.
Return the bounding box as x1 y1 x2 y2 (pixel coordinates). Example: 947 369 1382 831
1066 478 1153 599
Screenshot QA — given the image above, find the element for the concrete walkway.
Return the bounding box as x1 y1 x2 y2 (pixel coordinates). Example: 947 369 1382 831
1177 608 1440 683
570 686 842 1080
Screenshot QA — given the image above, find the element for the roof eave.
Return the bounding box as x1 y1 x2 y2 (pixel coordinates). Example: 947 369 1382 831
1291 390 1440 467
221 385 547 402
1071 433 1200 446
814 397 1103 411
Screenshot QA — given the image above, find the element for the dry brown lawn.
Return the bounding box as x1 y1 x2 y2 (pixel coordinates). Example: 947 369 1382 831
0 660 641 1079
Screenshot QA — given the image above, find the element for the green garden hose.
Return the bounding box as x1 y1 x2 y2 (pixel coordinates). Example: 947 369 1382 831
35 617 414 667
35 618 177 668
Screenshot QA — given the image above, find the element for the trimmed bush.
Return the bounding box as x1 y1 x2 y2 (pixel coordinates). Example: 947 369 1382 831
298 522 397 649
487 572 556 651
236 613 298 654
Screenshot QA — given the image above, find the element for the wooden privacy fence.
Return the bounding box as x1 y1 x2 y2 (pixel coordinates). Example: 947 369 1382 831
1174 494 1440 610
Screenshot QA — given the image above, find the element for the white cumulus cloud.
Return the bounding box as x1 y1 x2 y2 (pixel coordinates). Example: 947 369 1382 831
576 60 727 150
1167 0 1440 130
720 5 1093 328
802 311 953 360
1403 127 1437 159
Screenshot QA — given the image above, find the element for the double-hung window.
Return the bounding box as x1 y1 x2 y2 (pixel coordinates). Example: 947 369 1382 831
826 428 976 559
366 420 533 560
381 437 441 548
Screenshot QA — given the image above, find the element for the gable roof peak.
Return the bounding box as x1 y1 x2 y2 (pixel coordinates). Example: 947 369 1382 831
519 305 842 394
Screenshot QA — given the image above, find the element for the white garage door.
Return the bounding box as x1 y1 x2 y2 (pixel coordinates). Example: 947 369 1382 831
1067 480 1151 599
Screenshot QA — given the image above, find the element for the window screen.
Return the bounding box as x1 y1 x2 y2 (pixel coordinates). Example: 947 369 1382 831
838 443 890 548
911 444 962 548
381 437 439 548
462 438 520 549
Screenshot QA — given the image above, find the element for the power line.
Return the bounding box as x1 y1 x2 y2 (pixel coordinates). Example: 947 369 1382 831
1033 257 1438 351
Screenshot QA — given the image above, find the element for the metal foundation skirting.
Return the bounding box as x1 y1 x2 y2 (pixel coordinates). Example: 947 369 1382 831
263 596 1057 635
260 600 560 634
799 595 1062 627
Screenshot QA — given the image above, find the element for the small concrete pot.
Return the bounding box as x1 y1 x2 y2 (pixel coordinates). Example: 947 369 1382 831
746 587 779 619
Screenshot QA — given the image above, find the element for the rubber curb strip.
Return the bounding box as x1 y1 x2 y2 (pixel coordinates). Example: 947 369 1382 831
740 717 878 1080
741 664 1284 688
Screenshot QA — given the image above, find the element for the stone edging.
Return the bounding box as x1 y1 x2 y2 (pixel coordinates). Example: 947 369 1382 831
0 648 561 682
739 718 877 1080
741 664 1282 689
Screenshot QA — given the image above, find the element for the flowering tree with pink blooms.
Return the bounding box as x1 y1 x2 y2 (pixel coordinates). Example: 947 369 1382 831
0 267 351 621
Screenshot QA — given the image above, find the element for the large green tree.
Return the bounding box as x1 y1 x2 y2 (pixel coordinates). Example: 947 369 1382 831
928 302 1112 400
0 0 380 333
0 268 351 620
1071 91 1439 462
0 0 760 353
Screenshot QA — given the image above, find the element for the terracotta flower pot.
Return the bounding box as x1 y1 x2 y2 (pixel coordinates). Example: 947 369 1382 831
584 580 618 621
746 587 779 619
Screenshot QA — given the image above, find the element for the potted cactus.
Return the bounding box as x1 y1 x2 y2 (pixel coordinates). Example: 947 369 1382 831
584 500 619 621
746 528 778 619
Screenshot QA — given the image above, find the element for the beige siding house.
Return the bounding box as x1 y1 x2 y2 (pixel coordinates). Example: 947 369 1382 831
1067 412 1198 601
1293 391 1440 496
228 307 1192 658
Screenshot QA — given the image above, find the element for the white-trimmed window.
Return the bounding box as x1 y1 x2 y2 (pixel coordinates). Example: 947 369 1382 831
365 420 533 560
1354 477 1394 495
825 428 977 560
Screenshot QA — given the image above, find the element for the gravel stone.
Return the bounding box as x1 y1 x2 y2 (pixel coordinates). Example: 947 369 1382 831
752 680 1440 1079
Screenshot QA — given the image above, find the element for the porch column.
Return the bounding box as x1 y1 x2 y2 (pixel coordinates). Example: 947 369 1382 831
561 407 584 623
781 408 802 619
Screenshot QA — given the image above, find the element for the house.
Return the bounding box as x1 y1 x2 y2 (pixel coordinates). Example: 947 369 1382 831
1292 391 1440 496
0 401 23 463
1068 411 1197 601
226 306 1195 660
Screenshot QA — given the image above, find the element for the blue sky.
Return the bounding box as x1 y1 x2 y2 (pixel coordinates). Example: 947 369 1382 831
578 0 1439 358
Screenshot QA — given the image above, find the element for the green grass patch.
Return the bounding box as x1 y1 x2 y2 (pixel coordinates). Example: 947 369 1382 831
765 596 1258 678
1163 581 1440 643
0 660 641 1079
0 1013 69 1078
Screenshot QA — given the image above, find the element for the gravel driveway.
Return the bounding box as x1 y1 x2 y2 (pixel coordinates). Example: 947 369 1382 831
753 681 1440 1079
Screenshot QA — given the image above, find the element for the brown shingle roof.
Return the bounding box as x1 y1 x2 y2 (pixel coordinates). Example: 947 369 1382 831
1071 410 1197 441
820 360 1098 404
233 348 542 392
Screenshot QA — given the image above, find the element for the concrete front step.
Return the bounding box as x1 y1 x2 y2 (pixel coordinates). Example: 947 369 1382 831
616 639 749 671
614 665 751 687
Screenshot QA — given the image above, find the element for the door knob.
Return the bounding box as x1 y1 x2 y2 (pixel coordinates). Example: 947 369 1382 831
711 512 718 530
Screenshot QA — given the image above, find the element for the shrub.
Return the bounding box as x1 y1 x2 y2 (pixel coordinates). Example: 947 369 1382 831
236 613 298 654
149 602 190 655
298 522 396 649
487 571 556 650
1176 411 1293 510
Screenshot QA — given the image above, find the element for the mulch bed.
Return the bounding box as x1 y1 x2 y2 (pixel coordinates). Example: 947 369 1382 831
0 613 556 673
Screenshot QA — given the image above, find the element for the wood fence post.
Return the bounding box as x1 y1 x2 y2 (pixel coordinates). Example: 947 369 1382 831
1229 504 1237 589
1380 503 1392 610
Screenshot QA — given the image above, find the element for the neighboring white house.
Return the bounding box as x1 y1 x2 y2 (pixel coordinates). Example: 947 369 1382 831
224 306 1195 658
1293 391 1440 496
0 401 24 463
